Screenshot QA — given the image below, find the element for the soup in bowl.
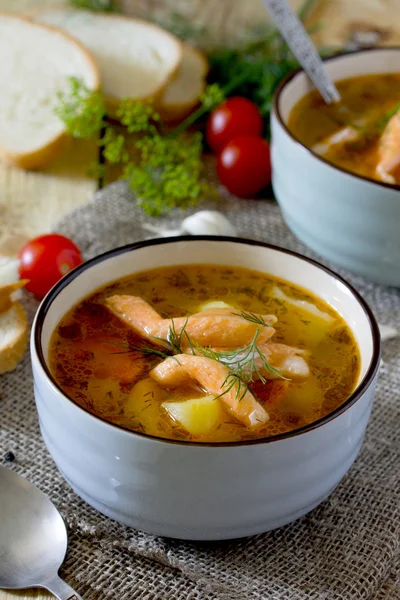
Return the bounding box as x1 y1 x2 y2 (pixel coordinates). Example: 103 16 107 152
271 47 400 286
31 237 380 540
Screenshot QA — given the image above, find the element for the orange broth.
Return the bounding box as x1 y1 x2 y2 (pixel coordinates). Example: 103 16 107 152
49 264 360 442
288 73 400 183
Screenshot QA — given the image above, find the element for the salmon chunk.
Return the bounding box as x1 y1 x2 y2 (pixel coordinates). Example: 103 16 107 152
376 109 400 183
195 342 309 381
150 354 269 428
105 295 276 348
261 343 309 380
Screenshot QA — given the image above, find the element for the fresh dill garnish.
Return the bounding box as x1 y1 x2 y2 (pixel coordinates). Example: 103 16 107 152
166 318 190 354
214 373 249 402
54 77 105 139
102 318 193 361
69 0 118 11
194 328 288 402
375 102 400 132
55 77 220 216
100 339 170 360
231 311 270 326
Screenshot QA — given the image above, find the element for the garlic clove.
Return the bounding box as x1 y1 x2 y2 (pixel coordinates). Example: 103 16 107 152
142 210 237 239
181 211 236 236
378 323 398 342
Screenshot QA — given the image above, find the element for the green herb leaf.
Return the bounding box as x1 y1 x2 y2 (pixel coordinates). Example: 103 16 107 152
55 76 105 139
68 0 118 11
375 102 400 132
231 311 270 326
200 83 226 110
194 328 288 402
55 78 212 216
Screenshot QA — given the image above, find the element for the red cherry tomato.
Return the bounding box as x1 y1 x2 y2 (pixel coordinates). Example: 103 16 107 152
216 136 271 198
18 234 83 299
206 97 263 154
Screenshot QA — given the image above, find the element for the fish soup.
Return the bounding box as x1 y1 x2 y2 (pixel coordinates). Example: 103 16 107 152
288 73 400 184
49 264 360 443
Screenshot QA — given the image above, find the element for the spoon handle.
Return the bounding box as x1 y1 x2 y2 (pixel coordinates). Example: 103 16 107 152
42 574 84 600
261 0 341 104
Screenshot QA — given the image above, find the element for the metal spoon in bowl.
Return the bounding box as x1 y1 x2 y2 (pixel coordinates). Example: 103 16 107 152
0 466 83 600
261 0 341 104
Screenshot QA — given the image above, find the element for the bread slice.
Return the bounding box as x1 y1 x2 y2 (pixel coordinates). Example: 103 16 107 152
0 13 100 170
0 281 27 314
0 257 29 374
34 8 183 108
0 257 20 286
158 45 209 123
0 302 29 374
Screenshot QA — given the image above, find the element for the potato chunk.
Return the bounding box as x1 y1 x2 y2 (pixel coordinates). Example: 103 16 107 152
162 395 222 436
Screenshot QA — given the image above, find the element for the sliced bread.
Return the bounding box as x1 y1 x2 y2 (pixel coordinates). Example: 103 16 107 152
0 13 100 170
0 302 29 374
158 45 209 123
34 9 183 107
0 257 29 374
0 281 27 314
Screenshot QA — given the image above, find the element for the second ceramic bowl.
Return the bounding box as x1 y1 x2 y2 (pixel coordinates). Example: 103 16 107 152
271 47 400 287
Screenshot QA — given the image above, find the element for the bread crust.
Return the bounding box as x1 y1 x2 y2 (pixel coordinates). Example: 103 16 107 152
0 302 29 374
158 46 209 123
0 12 100 171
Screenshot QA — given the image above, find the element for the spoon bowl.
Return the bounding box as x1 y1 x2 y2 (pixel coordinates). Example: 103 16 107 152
0 466 82 599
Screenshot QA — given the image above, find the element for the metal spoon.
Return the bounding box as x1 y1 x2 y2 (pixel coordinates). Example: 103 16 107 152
261 0 341 104
0 466 83 600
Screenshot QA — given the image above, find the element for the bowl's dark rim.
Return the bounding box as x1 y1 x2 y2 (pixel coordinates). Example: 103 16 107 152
272 46 400 192
34 236 381 448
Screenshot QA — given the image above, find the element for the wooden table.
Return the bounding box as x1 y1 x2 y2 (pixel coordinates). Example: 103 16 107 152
1 0 398 598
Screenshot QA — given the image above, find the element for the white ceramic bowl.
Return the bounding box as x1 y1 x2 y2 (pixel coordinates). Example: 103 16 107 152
31 237 380 540
271 48 400 287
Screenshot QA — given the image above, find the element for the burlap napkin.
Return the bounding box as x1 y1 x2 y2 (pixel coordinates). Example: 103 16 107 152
1 182 399 599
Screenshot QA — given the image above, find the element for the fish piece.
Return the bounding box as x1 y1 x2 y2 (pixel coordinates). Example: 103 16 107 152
150 354 269 428
376 109 400 183
312 126 360 156
105 295 276 348
262 343 309 380
199 342 309 381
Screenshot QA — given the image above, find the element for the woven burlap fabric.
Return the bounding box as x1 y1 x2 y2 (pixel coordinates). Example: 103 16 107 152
1 181 399 600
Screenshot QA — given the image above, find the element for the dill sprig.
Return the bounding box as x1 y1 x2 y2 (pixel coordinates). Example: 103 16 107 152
375 102 400 132
100 339 170 360
214 373 249 402
194 330 287 402
231 311 270 326
164 318 191 354
102 318 192 360
195 329 287 384
54 76 105 139
69 0 118 11
55 77 219 216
